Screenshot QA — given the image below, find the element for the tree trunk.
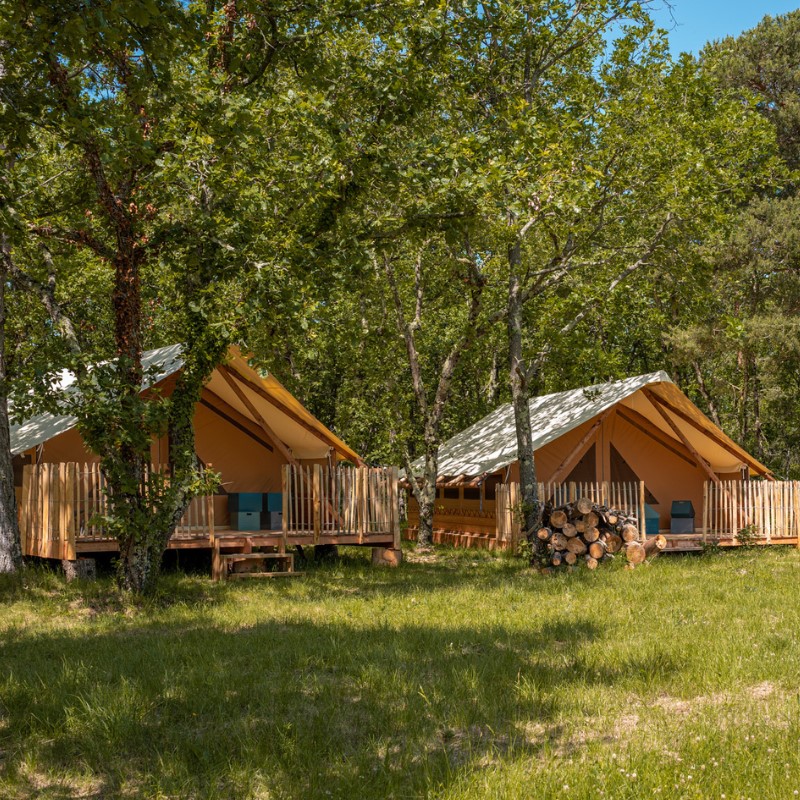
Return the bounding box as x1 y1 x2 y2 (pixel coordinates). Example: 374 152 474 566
416 446 438 548
0 238 21 573
507 242 540 557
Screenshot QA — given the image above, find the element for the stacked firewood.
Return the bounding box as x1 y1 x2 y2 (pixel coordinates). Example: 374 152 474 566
535 496 665 570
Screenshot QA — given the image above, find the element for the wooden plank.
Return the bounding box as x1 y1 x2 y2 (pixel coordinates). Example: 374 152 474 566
65 463 76 561
41 463 51 557
19 465 30 556
639 480 646 542
548 407 614 486
199 390 275 453
643 389 721 487
391 467 401 549
616 406 698 467
795 482 800 549
313 464 322 542
219 366 298 467
645 391 773 479
218 364 363 465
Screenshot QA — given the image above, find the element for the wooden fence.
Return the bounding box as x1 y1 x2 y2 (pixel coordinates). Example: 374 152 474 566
19 462 215 560
704 480 800 543
496 480 645 550
19 462 401 560
282 464 400 544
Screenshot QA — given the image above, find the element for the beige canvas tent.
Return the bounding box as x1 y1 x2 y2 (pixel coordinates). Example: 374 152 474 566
13 345 401 566
12 344 361 501
407 371 771 541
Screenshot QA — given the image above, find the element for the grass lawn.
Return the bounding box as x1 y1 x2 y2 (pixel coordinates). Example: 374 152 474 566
2 545 800 799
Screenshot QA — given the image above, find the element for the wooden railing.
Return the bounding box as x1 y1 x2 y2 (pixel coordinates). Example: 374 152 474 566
704 480 800 543
19 461 401 560
496 480 645 550
19 462 215 559
282 464 400 545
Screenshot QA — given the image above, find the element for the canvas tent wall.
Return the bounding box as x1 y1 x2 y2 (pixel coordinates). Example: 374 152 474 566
407 371 770 533
11 344 362 526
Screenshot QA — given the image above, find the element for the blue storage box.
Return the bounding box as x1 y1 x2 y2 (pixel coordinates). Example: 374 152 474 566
671 500 695 519
645 504 660 536
229 493 263 513
670 500 695 534
232 511 261 531
265 493 282 512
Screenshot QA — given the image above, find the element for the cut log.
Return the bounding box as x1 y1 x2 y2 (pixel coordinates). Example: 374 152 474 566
551 551 563 567
606 512 619 526
550 509 568 529
585 555 599 570
537 526 553 541
620 523 640 543
583 511 599 528
588 540 606 560
565 537 587 555
564 551 578 566
604 533 623 554
574 519 586 534
551 532 568 550
562 522 578 539
583 526 600 543
625 541 646 565
643 534 667 559
575 497 594 515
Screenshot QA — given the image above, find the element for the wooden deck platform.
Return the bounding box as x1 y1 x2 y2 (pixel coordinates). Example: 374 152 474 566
404 526 799 553
72 528 397 554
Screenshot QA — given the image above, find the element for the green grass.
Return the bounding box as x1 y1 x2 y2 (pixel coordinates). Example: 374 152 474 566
2 546 800 799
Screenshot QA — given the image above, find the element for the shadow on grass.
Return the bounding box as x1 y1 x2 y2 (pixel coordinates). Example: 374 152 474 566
0 589 682 800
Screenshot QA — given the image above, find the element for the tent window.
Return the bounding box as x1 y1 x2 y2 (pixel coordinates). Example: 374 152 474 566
483 475 501 501
443 487 460 500
610 443 658 504
564 443 597 484
463 487 480 500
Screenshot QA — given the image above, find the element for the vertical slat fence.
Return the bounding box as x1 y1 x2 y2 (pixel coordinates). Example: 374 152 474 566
705 480 800 542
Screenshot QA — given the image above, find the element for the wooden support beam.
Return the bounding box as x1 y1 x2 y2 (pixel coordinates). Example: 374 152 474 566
645 390 773 480
200 389 274 452
643 389 721 487
220 368 344 528
219 367 300 467
218 365 365 466
548 407 614 486
616 406 697 467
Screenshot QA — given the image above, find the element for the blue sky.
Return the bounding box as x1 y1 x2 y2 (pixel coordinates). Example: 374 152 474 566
650 1 799 55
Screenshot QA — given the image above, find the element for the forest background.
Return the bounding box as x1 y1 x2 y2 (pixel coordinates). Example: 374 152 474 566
2 1 799 586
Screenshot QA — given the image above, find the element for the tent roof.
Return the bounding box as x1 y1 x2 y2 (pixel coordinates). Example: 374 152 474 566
413 371 770 479
10 344 361 464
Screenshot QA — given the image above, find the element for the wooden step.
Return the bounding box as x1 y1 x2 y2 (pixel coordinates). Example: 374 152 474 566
213 550 300 581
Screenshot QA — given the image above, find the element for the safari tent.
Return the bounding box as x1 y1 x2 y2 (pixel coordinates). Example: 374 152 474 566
12 344 400 570
406 371 777 549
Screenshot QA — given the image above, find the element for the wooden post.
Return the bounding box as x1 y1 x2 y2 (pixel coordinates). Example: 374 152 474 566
313 464 322 542
65 463 76 561
794 482 800 549
702 481 709 544
639 480 646 542
282 464 289 548
41 463 51 556
390 467 401 550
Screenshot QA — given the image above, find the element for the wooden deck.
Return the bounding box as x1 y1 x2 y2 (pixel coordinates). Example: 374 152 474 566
19 463 402 568
72 528 398 554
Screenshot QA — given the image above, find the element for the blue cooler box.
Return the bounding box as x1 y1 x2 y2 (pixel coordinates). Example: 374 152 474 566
645 504 660 536
232 510 261 531
228 493 263 513
670 500 695 534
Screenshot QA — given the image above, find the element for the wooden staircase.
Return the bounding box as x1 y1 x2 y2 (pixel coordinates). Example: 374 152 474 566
212 533 301 581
